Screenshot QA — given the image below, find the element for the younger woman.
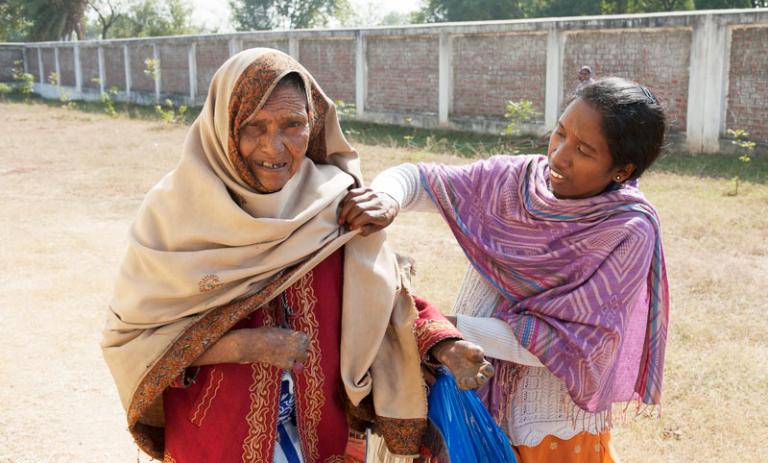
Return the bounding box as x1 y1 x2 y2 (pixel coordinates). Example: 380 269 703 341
340 77 670 462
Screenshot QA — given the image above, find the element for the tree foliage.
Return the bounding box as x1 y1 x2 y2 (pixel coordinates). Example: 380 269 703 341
0 0 30 41
88 0 125 38
416 0 534 22
415 0 762 22
99 0 204 38
3 0 88 41
229 0 344 30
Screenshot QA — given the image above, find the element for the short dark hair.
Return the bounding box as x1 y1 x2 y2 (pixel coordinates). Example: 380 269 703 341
575 77 666 180
276 72 306 95
275 72 311 117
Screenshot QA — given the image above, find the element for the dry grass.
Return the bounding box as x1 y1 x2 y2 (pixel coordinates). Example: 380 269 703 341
0 102 766 462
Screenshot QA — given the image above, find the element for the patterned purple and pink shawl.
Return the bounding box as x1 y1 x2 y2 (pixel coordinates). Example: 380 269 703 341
419 155 669 413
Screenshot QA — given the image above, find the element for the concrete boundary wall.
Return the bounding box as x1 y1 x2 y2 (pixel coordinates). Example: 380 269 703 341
1 9 767 152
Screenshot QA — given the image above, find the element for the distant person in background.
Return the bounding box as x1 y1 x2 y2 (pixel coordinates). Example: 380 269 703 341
576 65 595 92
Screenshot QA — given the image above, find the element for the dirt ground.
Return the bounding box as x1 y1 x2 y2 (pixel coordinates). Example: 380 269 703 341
1 102 766 462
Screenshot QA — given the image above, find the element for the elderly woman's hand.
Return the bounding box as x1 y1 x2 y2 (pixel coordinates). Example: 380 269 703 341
430 340 495 390
338 187 400 236
235 327 310 370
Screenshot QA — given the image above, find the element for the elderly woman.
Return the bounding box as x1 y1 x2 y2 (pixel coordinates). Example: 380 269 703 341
101 48 491 463
341 77 670 462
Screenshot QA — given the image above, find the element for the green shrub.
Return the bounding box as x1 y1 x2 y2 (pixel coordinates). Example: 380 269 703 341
155 98 188 125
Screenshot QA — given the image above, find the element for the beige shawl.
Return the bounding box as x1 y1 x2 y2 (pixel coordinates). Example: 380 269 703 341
101 48 426 459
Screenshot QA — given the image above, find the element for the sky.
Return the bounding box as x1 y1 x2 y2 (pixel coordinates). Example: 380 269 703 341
191 0 420 32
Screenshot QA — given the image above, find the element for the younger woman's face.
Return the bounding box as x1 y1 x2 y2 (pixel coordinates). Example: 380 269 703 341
547 98 634 199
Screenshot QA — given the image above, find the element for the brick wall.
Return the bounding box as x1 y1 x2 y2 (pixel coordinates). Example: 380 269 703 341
562 29 691 131
159 44 189 95
196 41 229 98
27 49 39 82
299 39 355 104
79 46 100 90
129 45 155 93
0 47 22 81
366 36 439 114
2 11 766 146
727 26 768 143
58 47 75 86
41 48 56 84
103 46 125 90
242 39 289 53
452 33 547 119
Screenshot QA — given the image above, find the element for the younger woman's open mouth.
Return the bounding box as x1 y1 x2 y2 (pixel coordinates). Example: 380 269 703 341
550 168 567 181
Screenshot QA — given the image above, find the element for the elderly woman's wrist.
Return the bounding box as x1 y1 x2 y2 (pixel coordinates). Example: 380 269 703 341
229 330 251 364
429 338 457 365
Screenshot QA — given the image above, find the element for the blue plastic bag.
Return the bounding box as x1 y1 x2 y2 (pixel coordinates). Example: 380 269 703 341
427 368 517 463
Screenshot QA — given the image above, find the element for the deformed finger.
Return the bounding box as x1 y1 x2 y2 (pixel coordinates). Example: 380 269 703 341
479 361 495 379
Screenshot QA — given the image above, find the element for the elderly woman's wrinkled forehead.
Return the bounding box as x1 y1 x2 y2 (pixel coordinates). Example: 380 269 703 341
244 73 309 122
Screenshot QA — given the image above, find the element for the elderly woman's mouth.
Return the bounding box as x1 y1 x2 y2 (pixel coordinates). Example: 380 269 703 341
254 160 289 170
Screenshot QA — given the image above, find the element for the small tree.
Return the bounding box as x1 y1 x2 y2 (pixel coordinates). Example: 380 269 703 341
11 61 34 101
155 98 188 125
504 100 538 135
726 129 755 196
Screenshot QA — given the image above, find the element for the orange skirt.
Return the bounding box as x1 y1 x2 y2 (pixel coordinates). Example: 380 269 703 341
513 431 618 463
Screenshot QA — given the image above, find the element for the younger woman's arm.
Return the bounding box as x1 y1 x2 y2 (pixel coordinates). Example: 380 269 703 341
339 163 437 235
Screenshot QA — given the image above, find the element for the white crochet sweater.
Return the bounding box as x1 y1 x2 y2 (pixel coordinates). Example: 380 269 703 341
372 163 607 446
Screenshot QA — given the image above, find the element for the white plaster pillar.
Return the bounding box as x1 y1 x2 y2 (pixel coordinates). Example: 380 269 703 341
97 46 106 93
544 26 564 131
37 48 44 84
54 47 61 86
289 36 300 60
188 43 197 103
153 43 161 101
686 14 730 153
74 44 82 94
124 44 132 97
22 47 28 73
438 32 453 127
355 31 366 117
228 37 241 56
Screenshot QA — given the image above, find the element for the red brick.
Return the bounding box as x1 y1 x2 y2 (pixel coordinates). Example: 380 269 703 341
561 29 691 132
366 36 439 114
159 44 189 95
453 33 547 119
128 45 156 93
196 41 230 98
299 39 355 104
727 27 768 142
79 46 100 90
103 45 125 91
58 47 76 86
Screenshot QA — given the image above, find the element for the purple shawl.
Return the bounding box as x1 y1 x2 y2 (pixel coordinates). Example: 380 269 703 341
419 155 669 413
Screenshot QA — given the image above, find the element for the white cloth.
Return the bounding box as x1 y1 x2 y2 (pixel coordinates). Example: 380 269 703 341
372 163 608 447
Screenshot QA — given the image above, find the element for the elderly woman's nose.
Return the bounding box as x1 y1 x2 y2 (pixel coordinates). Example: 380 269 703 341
259 131 284 155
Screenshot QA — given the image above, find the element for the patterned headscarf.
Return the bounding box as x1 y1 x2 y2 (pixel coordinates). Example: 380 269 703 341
103 49 427 459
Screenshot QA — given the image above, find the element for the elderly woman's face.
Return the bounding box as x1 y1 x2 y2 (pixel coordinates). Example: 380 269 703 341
238 81 310 193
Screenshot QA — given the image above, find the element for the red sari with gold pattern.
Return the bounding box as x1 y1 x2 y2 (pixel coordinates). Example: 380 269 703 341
163 249 460 463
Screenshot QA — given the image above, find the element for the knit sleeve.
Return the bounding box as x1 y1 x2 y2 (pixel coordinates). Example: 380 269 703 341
370 163 437 213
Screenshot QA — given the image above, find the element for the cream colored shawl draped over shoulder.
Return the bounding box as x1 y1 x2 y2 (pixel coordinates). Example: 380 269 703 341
102 48 426 459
